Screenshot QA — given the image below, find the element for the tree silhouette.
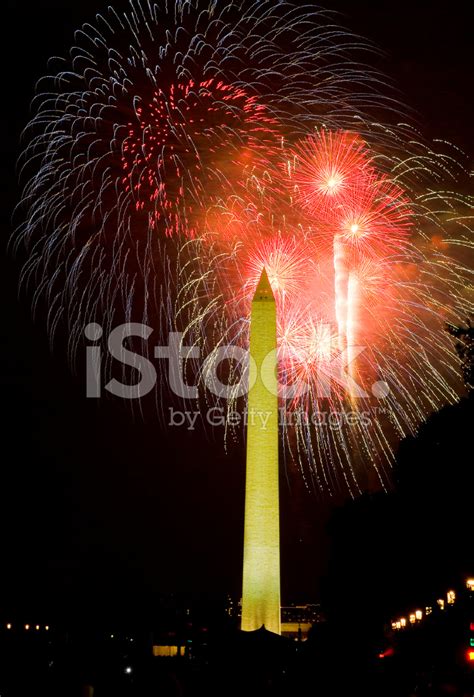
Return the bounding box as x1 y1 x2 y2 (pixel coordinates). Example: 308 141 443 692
324 320 474 647
447 318 474 392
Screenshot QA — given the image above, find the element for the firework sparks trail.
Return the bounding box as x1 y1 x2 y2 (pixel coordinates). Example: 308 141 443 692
333 233 349 353
346 270 360 405
14 0 474 496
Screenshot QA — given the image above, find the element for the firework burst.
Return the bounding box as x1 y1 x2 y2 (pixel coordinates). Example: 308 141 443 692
289 130 371 215
14 0 473 496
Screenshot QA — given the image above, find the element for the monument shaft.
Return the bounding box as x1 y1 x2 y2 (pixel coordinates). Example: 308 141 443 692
241 269 281 634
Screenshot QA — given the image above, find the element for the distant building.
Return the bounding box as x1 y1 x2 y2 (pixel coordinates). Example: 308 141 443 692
281 604 324 640
153 644 185 657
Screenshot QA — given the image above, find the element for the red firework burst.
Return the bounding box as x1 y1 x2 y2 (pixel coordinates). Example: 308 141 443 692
288 130 372 215
332 174 413 260
243 235 315 302
120 79 279 236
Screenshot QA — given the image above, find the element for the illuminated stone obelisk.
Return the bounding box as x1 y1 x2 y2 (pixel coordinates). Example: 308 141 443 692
241 268 281 635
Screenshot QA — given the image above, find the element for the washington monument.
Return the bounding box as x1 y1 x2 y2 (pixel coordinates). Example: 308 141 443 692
241 268 281 635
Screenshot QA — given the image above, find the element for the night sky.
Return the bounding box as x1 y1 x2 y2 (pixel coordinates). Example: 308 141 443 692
0 1 472 625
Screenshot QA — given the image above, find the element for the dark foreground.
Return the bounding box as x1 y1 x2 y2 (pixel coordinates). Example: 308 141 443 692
1 600 474 697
